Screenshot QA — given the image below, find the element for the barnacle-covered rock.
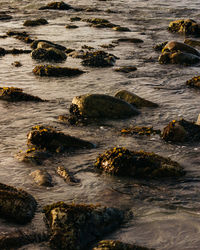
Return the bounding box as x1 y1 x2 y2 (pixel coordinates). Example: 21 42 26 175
33 65 84 77
27 125 94 152
114 66 137 73
30 170 53 187
115 90 158 108
0 183 37 224
168 19 200 36
23 18 48 26
95 147 185 178
121 126 161 136
43 202 125 250
39 1 74 10
162 119 200 143
0 87 44 102
31 40 66 51
186 75 200 88
31 48 67 62
93 240 155 250
57 166 80 184
72 94 139 119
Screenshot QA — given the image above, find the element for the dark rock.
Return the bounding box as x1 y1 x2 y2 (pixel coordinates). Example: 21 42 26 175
0 47 6 56
114 66 137 73
95 147 185 178
116 37 144 43
121 126 161 136
162 41 200 56
168 19 200 36
30 170 53 187
153 41 168 51
186 75 200 88
0 14 12 20
31 40 66 51
6 30 33 43
33 65 84 77
23 18 48 26
184 38 200 48
31 48 67 62
6 48 31 54
112 26 131 32
57 166 80 184
43 202 125 250
0 183 37 224
12 61 22 67
70 16 81 22
66 24 78 29
39 1 74 10
83 18 116 28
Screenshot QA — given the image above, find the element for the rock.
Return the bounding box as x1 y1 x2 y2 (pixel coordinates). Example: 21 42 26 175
33 65 84 77
66 24 78 29
95 147 185 178
153 41 168 51
93 240 155 250
112 26 131 32
56 166 80 184
30 170 53 187
168 19 200 36
83 18 116 28
23 18 48 26
186 75 200 88
12 61 22 67
39 1 74 10
184 38 200 48
121 126 161 136
70 16 81 22
72 94 140 119
31 40 66 51
6 48 31 54
43 202 125 250
159 51 200 65
162 41 200 56
115 90 158 108
100 44 116 48
162 119 200 143
0 47 6 56
115 37 144 43
0 13 12 20
114 66 137 73
6 30 34 43
31 48 67 62
82 45 94 50
0 183 37 224
27 125 94 152
0 87 44 102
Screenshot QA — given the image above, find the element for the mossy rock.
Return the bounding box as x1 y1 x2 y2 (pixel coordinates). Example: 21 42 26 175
93 240 155 250
162 119 200 143
159 51 200 65
31 40 66 51
23 18 48 26
31 48 67 62
0 183 37 224
168 19 200 36
72 94 140 119
33 65 84 77
121 126 161 136
114 66 137 73
0 87 44 102
184 38 200 48
162 41 200 56
95 147 185 178
27 125 94 152
115 90 158 108
39 1 73 10
186 75 200 88
43 202 125 250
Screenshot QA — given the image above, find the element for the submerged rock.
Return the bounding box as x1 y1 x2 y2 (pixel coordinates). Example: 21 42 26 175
57 166 80 184
0 87 44 102
39 1 74 10
43 202 125 250
115 90 158 108
30 170 53 187
168 19 200 36
31 48 67 62
0 183 37 224
31 40 66 51
33 65 84 77
95 147 185 178
71 94 140 119
114 66 137 73
27 125 94 152
121 126 161 136
186 75 200 88
23 18 48 26
162 119 200 143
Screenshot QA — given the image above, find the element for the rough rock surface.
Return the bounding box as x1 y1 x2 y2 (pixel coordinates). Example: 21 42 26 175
168 19 200 36
31 48 67 62
30 169 53 187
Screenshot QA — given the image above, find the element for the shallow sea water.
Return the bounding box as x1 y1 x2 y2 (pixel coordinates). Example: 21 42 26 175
0 0 200 249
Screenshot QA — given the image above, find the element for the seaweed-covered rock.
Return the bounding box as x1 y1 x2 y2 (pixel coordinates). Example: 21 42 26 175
27 125 94 152
33 65 84 77
114 66 137 73
23 18 48 26
43 202 125 250
31 48 67 62
0 87 44 102
93 240 155 250
31 40 66 51
72 94 139 119
95 147 185 178
0 183 37 224
162 119 200 143
186 75 200 88
39 1 74 10
57 166 80 184
184 38 200 48
168 19 200 36
115 90 158 108
30 170 53 187
121 126 161 136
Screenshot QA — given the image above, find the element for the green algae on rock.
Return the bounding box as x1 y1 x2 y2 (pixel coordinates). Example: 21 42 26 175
31 48 67 62
186 75 200 88
23 18 48 26
95 147 185 178
27 125 94 152
30 169 53 187
0 183 37 224
162 119 200 143
168 19 200 36
33 65 84 77
43 202 125 250
93 240 155 250
0 87 44 102
121 126 161 136
115 90 158 108
39 1 74 10
72 94 140 119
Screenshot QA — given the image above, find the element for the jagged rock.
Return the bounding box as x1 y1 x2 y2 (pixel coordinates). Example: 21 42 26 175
56 166 80 184
39 1 74 10
168 19 200 36
114 66 137 73
186 75 200 88
93 240 155 250
153 41 168 51
30 170 53 187
121 126 161 136
162 119 200 143
115 90 158 108
31 40 66 51
71 94 139 119
184 38 200 48
33 65 84 77
43 202 125 250
27 125 94 152
0 87 44 102
23 18 48 26
95 147 185 178
31 48 67 62
0 183 37 224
